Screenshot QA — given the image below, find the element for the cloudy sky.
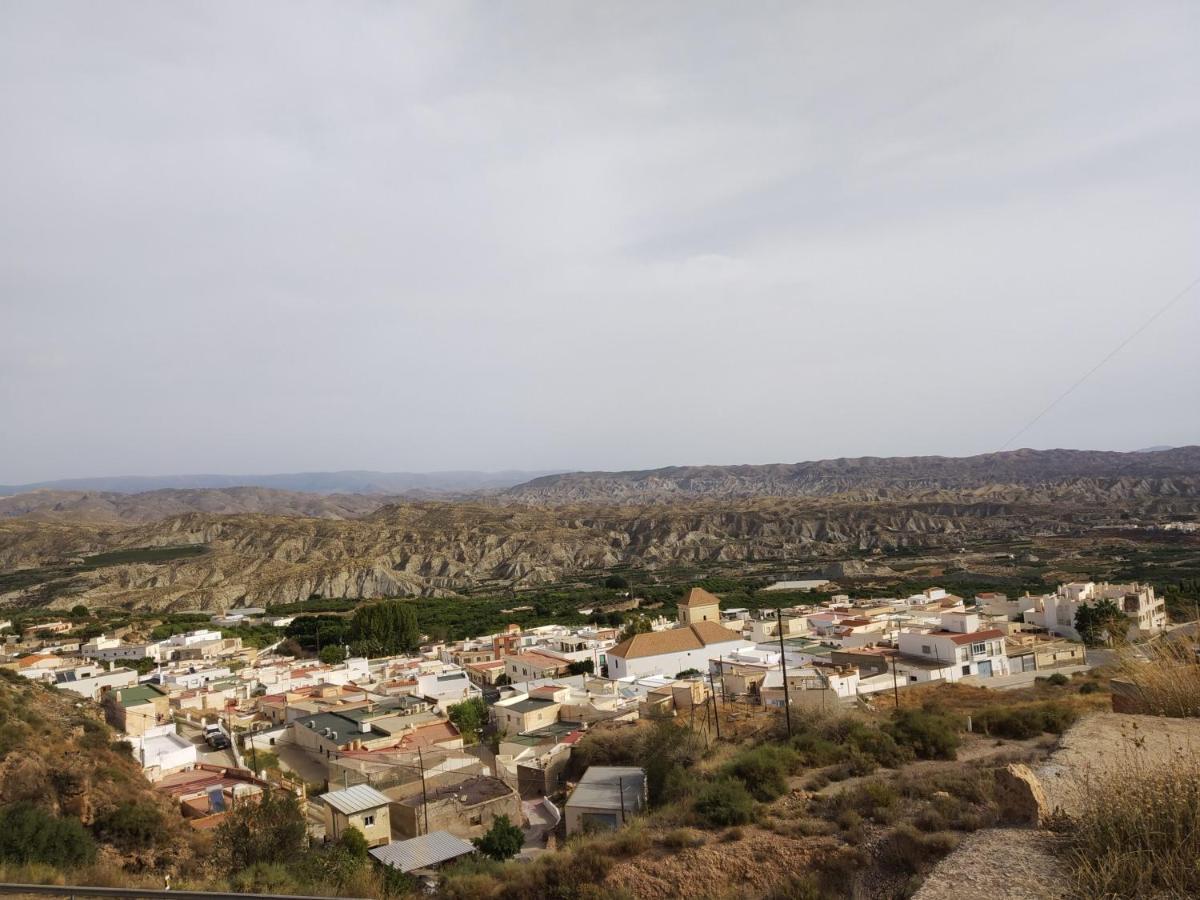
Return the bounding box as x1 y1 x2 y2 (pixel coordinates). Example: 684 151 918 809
2 2 1198 483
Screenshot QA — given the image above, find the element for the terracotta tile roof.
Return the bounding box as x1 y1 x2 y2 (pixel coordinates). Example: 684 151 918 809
610 622 743 660
679 587 721 609
507 651 568 670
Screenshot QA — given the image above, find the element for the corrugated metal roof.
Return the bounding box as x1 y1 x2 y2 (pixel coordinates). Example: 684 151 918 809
321 784 392 815
369 832 476 873
567 766 646 812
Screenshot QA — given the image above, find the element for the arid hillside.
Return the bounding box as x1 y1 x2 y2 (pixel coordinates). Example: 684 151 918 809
0 670 203 876
0 487 393 525
1 448 1198 612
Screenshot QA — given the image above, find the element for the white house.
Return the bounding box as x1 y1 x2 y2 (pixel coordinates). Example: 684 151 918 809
607 622 753 679
897 612 1009 681
129 724 198 779
415 667 481 710
1022 582 1166 642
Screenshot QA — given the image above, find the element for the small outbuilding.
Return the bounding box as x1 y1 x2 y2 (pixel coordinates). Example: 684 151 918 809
564 766 645 835
321 784 392 847
369 831 477 874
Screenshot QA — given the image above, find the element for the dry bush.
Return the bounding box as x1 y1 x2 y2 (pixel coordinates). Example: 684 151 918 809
877 824 959 874
1052 750 1200 898
659 828 706 849
1113 634 1200 717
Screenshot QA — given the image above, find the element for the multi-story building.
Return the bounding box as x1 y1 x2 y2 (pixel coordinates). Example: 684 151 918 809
1022 582 1166 641
898 611 1008 681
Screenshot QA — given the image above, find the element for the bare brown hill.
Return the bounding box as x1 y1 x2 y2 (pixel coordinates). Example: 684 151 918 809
502 447 1200 504
0 486 392 524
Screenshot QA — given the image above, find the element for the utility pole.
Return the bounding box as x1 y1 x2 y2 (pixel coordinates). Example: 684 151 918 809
708 670 721 740
417 748 430 836
776 608 792 737
891 649 900 708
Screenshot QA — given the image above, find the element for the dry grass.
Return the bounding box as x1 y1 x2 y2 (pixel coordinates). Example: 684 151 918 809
1112 633 1200 717
1052 748 1200 899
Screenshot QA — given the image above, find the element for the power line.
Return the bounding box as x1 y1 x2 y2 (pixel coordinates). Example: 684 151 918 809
999 273 1200 451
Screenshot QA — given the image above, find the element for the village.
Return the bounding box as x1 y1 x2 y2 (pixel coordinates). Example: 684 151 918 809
0 577 1166 886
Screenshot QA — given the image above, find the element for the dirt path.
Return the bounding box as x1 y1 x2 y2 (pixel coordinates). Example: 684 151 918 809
916 711 1200 899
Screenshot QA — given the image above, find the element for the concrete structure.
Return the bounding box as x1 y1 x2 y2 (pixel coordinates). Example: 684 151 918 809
105 683 171 735
54 666 138 701
565 766 645 835
321 784 393 847
392 775 519 840
129 724 199 779
492 685 567 735
608 621 751 679
1005 634 1087 672
898 611 1009 681
677 587 721 625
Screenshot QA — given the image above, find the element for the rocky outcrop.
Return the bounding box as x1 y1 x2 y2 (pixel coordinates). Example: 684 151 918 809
995 764 1049 826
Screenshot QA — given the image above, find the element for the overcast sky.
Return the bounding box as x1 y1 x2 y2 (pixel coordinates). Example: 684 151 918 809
2 2 1198 483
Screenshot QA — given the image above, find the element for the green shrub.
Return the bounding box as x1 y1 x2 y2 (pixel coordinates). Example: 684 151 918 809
0 803 96 868
336 826 369 860
1046 672 1070 686
724 744 799 801
843 721 911 768
878 824 960 874
791 731 845 767
886 707 961 760
1079 681 1100 695
975 702 1078 739
693 778 756 827
473 815 524 861
94 801 167 850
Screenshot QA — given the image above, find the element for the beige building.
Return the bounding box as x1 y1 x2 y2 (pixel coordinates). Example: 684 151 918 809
392 776 519 840
491 685 566 734
105 684 171 736
321 784 393 847
503 651 571 684
677 587 721 625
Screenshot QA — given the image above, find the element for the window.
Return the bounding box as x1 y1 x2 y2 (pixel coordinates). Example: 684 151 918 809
971 642 986 656
962 665 970 675
921 644 931 655
363 814 375 827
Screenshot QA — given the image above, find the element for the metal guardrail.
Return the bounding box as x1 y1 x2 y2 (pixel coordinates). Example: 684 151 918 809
0 885 365 900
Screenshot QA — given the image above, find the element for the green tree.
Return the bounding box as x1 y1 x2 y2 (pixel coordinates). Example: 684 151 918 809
472 814 524 861
319 644 347 664
215 787 307 871
1075 599 1126 647
447 697 488 745
348 600 420 656
619 615 652 642
567 659 594 676
604 575 630 590
70 605 90 618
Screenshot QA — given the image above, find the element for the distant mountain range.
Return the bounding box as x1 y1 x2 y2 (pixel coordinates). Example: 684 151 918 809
0 469 558 497
500 447 1200 504
2 447 1198 610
